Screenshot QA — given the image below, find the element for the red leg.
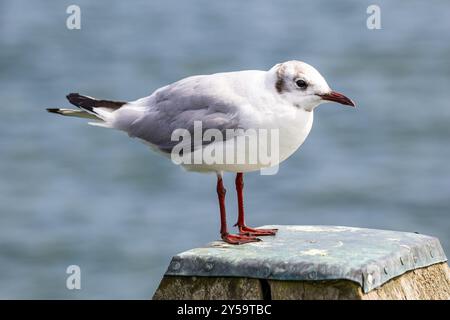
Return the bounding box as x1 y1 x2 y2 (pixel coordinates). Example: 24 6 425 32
216 173 260 244
234 173 278 236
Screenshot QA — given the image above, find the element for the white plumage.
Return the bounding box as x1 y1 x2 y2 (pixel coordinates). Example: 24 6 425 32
76 61 351 173
48 60 355 244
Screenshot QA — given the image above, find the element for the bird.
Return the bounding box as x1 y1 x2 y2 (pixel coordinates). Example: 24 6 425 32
47 60 355 245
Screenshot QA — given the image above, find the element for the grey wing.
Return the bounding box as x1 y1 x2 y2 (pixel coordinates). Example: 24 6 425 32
122 76 245 154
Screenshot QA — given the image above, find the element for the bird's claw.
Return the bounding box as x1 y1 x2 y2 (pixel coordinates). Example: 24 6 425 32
238 226 278 236
221 233 261 245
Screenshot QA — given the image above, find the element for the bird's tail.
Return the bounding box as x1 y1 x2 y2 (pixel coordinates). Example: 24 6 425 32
46 93 127 126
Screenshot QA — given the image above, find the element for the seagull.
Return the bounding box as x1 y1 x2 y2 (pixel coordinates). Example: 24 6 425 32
47 60 355 244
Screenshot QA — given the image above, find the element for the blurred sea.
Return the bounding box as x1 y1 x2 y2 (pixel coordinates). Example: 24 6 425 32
0 0 449 298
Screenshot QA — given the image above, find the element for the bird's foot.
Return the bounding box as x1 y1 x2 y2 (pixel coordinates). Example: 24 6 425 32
238 225 278 236
221 232 261 245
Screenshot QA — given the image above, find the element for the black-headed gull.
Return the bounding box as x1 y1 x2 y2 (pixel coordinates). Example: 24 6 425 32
47 60 355 244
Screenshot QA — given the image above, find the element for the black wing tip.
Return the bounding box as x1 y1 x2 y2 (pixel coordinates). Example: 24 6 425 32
66 92 80 100
46 108 62 114
66 93 95 111
66 92 83 104
65 93 126 111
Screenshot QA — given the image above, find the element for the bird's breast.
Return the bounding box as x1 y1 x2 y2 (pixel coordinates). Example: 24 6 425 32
178 106 314 173
275 109 314 163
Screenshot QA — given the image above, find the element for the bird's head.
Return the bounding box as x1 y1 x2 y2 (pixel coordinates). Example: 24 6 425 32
268 60 355 111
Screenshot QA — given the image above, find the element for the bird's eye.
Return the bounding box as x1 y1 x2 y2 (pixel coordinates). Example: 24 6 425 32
295 79 308 89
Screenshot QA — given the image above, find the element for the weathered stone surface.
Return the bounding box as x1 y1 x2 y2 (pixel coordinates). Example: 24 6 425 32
154 225 449 299
153 263 450 300
268 279 361 300
165 225 447 293
153 276 263 300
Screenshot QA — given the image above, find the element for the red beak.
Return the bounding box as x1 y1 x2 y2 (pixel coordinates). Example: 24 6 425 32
319 91 355 107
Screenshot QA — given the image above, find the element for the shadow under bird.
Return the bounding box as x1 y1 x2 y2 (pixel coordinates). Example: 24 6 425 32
47 60 355 244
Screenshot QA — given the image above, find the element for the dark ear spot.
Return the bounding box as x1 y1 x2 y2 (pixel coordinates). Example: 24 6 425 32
275 64 286 94
275 79 284 94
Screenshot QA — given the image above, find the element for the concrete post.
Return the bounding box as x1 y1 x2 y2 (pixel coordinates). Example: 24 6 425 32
153 225 450 300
